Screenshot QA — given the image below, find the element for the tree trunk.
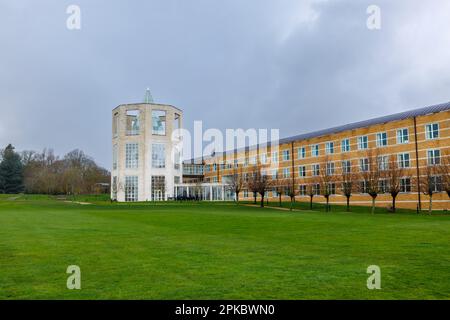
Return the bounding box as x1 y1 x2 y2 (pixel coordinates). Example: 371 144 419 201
428 194 433 214
346 196 350 212
290 197 293 211
326 196 330 212
392 195 396 213
253 193 257 204
260 195 265 207
279 194 282 207
371 197 376 214
236 192 239 204
310 196 313 210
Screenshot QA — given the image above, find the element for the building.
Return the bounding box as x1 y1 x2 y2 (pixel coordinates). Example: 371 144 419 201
199 102 449 210
113 99 449 210
111 98 183 202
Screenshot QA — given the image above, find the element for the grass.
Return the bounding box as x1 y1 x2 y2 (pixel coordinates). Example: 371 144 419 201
0 195 449 299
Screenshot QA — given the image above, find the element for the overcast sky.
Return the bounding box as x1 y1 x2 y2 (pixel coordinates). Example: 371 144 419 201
1 0 450 168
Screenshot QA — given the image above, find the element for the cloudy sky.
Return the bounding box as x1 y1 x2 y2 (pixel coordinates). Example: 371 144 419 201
1 0 450 168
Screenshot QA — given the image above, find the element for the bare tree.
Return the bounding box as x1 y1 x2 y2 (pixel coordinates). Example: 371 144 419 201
229 164 244 203
247 163 272 207
319 158 335 212
419 164 440 214
438 150 450 198
340 157 356 212
359 149 382 214
385 154 404 213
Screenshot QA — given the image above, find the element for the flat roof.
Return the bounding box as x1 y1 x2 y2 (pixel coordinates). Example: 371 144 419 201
183 101 450 163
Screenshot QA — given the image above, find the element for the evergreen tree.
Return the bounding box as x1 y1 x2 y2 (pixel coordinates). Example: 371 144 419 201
0 144 24 194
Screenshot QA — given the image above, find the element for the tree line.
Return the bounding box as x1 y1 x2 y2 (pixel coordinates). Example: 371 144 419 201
227 149 450 213
0 144 110 196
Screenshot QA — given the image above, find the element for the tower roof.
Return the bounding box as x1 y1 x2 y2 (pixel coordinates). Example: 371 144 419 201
144 88 154 103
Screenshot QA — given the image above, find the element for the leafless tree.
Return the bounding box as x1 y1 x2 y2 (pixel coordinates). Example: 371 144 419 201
319 157 335 212
359 149 382 214
229 164 245 203
419 164 440 214
340 157 356 212
385 154 404 213
247 163 272 207
438 150 450 198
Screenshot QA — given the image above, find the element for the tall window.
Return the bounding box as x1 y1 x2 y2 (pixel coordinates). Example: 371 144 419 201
299 185 307 196
378 155 389 171
113 113 119 138
312 164 320 176
125 143 139 169
425 123 439 140
357 136 368 150
298 166 306 177
152 144 166 168
359 158 369 172
282 150 290 161
341 139 350 152
378 179 388 193
376 132 387 147
400 178 411 193
397 128 409 144
151 176 165 201
298 147 306 159
326 162 335 175
260 153 267 164
325 142 334 154
313 184 320 195
125 176 138 202
397 153 410 168
152 110 166 135
342 160 351 174
311 144 319 157
430 176 443 192
112 176 117 200
126 110 140 136
283 167 290 178
427 149 441 165
113 144 118 170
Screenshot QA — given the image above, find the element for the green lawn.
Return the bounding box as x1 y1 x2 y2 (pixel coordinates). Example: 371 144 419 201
0 195 449 299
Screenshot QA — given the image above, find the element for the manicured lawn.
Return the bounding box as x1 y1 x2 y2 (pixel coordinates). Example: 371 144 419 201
0 195 449 299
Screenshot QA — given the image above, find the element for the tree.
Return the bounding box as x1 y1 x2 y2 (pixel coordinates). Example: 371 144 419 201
419 164 440 214
319 158 335 212
340 157 356 212
247 163 272 207
0 144 24 194
359 149 381 214
229 164 244 203
385 154 404 212
306 180 318 210
438 150 450 198
284 177 297 211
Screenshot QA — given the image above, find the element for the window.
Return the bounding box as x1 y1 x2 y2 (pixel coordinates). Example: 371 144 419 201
427 149 441 165
378 179 388 193
341 139 350 152
313 183 320 195
272 188 278 197
174 149 181 170
260 153 267 164
359 180 369 193
151 176 165 201
430 176 443 192
425 123 439 140
397 128 409 144
271 151 278 163
213 163 217 172
327 183 336 195
378 155 389 171
299 185 307 196
244 189 249 198
400 178 411 193
342 160 351 174
152 110 166 135
152 143 166 168
112 176 118 200
113 113 119 138
325 142 334 154
312 164 320 176
282 150 290 161
357 136 368 150
283 168 290 178
376 132 387 147
311 144 319 157
126 110 140 136
271 169 278 179
298 166 306 177
125 143 139 169
113 144 118 170
359 158 369 172
298 147 306 159
125 176 138 202
326 162 335 175
174 176 180 184
212 176 218 183
398 153 410 168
